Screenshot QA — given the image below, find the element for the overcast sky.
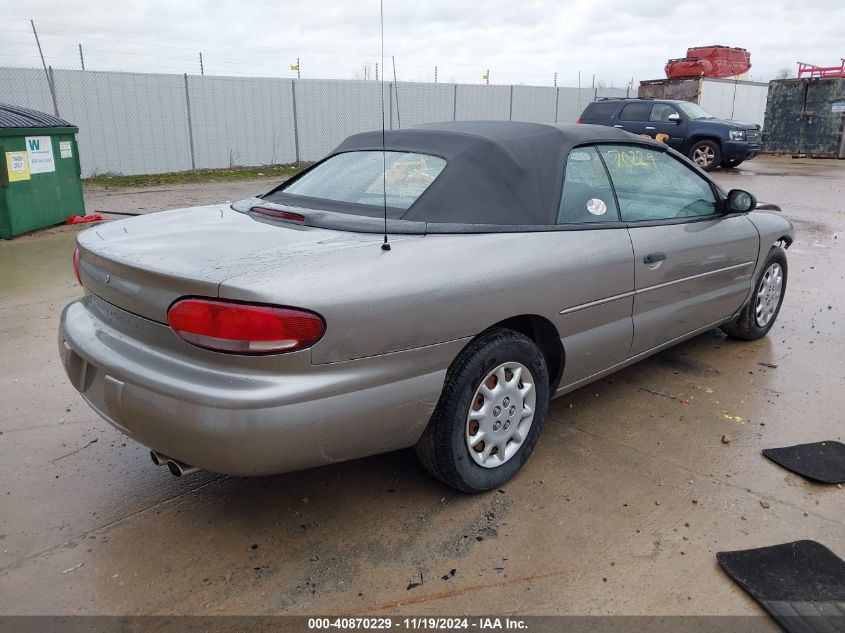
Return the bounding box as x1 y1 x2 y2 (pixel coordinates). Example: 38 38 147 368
2 0 843 86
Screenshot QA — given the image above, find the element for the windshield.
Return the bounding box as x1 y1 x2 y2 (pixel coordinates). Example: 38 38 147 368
273 151 446 211
676 102 715 120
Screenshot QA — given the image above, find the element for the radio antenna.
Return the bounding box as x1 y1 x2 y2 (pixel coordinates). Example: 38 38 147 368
379 0 391 251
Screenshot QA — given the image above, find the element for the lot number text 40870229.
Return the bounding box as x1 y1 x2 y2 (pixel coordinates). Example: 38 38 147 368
307 617 528 630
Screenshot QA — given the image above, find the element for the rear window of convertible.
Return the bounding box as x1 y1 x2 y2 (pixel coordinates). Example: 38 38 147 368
278 151 446 210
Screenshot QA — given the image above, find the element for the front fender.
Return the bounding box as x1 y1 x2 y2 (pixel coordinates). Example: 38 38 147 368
733 211 794 314
747 210 795 247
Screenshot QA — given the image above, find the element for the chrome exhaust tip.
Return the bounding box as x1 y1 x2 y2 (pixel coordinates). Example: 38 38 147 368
150 449 170 466
165 459 201 478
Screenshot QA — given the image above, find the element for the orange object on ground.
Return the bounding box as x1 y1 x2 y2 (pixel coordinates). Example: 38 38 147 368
65 214 104 224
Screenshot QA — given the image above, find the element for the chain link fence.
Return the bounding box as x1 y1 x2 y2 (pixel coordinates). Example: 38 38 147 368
0 66 629 178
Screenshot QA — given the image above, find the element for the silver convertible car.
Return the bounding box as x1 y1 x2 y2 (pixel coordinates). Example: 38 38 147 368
60 121 793 492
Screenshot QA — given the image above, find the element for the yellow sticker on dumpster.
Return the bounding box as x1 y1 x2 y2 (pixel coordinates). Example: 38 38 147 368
5 151 31 182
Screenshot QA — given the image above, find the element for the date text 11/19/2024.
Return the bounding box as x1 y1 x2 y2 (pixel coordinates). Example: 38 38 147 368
307 617 528 630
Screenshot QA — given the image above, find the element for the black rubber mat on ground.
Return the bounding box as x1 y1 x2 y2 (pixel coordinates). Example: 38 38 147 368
717 540 845 633
763 441 845 484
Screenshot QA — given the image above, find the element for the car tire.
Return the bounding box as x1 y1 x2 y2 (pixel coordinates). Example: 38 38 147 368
722 246 788 341
722 158 744 169
415 327 550 493
688 140 721 172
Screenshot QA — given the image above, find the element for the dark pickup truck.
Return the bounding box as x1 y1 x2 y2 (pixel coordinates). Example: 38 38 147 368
578 98 761 171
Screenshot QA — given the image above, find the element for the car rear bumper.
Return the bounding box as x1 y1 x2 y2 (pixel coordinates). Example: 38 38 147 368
723 140 761 162
59 295 464 476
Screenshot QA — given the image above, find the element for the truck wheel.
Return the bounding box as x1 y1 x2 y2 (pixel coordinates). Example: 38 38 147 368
722 246 787 341
688 140 721 171
415 328 549 493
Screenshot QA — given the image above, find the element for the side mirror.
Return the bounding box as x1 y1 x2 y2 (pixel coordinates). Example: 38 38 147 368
726 189 757 213
667 113 681 123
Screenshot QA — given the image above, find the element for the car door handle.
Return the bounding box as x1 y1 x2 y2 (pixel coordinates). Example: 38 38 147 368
643 252 667 264
645 126 656 130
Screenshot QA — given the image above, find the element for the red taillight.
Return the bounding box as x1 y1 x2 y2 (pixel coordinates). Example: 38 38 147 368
251 207 306 222
576 118 583 124
72 247 82 285
167 298 325 354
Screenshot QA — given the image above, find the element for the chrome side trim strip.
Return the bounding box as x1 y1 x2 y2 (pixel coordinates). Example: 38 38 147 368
559 291 635 315
636 261 755 295
558 261 755 315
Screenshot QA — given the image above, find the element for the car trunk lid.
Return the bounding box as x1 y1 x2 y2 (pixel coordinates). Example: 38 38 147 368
76 204 340 323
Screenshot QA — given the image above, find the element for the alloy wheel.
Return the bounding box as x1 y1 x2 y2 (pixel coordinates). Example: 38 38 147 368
692 144 716 168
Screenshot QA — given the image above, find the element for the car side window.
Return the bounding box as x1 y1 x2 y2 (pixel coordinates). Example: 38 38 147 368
581 101 619 123
557 146 619 224
618 102 650 121
597 145 717 221
649 103 678 122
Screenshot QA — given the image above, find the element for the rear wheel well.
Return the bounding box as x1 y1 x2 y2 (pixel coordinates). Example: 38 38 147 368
492 315 564 392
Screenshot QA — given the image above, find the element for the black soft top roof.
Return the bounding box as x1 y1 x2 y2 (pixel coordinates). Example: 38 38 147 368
267 121 660 226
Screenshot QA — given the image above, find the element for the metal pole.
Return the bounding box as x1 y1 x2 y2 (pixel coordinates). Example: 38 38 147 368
554 87 560 123
453 83 458 121
78 44 85 71
486 69 490 85
31 20 59 116
392 56 400 129
183 74 196 171
199 52 204 76
291 79 300 163
554 72 557 87
434 66 437 83
508 85 514 121
388 82 393 130
375 63 378 81
730 79 738 119
297 57 301 79
577 70 581 112
48 65 59 117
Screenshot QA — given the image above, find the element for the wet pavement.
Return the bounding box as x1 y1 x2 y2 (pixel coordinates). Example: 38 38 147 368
0 156 842 616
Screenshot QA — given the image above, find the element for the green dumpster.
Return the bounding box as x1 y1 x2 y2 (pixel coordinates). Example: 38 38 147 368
0 103 85 238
